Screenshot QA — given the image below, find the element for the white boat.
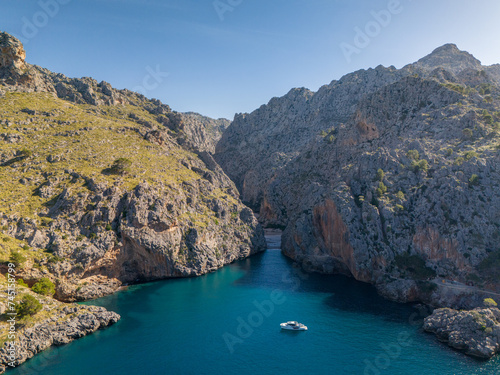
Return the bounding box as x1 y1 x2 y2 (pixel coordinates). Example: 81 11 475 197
280 321 307 331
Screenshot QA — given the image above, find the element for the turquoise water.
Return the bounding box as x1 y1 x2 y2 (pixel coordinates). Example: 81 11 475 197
10 246 500 374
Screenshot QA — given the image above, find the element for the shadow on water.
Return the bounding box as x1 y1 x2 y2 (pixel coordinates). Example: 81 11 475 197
232 249 417 324
85 247 418 327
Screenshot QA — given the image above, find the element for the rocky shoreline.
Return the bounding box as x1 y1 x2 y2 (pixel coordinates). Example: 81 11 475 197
1 28 500 369
0 305 119 373
424 306 500 359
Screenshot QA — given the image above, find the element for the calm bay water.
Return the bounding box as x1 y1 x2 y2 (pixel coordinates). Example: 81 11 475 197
10 236 500 375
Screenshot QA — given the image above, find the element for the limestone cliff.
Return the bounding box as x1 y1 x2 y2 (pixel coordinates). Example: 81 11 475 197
215 43 500 308
180 112 230 153
0 31 266 302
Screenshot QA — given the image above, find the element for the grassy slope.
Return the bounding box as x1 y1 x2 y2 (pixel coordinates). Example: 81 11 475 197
0 91 237 266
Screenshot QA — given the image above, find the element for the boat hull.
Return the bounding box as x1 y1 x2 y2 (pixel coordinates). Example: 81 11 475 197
280 323 307 331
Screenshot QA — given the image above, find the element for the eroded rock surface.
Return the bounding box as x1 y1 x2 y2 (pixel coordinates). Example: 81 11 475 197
424 307 500 358
215 43 500 307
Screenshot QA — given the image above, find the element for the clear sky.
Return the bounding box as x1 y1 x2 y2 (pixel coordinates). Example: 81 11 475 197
1 0 500 119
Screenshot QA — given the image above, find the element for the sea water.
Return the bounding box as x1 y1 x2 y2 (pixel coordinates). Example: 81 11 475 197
10 235 500 375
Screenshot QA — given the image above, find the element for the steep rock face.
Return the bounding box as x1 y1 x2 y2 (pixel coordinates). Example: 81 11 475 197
215 44 500 307
0 33 26 72
0 32 266 302
272 75 500 306
180 112 230 153
215 67 410 209
424 307 500 359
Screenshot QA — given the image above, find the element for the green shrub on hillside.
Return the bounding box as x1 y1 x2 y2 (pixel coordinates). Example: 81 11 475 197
108 158 132 175
464 151 478 161
376 169 385 182
407 150 420 161
9 251 26 268
32 277 56 296
17 278 29 287
442 83 471 95
376 182 387 197
411 159 429 173
482 110 494 125
18 148 32 158
454 157 464 166
16 294 42 317
462 128 473 139
469 174 480 187
484 298 498 307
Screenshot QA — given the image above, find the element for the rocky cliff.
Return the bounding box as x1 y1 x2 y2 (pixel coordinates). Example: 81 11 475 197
0 32 265 303
215 44 500 308
0 31 266 370
180 112 230 153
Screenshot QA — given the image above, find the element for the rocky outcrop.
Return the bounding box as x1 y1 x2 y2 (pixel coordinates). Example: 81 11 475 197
0 305 120 373
412 43 482 74
424 307 500 358
0 33 26 73
0 31 171 108
215 43 500 308
180 112 230 153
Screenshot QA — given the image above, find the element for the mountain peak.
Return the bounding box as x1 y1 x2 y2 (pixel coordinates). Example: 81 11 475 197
433 43 460 52
415 43 482 74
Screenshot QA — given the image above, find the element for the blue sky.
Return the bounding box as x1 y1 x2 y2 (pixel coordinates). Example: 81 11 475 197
1 0 500 119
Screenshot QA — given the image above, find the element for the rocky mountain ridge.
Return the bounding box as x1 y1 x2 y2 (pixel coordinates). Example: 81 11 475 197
0 30 266 371
215 44 500 211
215 43 500 309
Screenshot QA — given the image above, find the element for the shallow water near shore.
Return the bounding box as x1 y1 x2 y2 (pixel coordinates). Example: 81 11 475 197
11 234 500 375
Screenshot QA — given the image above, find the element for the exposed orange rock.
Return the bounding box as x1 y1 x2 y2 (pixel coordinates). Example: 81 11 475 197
355 112 379 142
413 227 466 269
260 195 278 222
312 199 371 282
